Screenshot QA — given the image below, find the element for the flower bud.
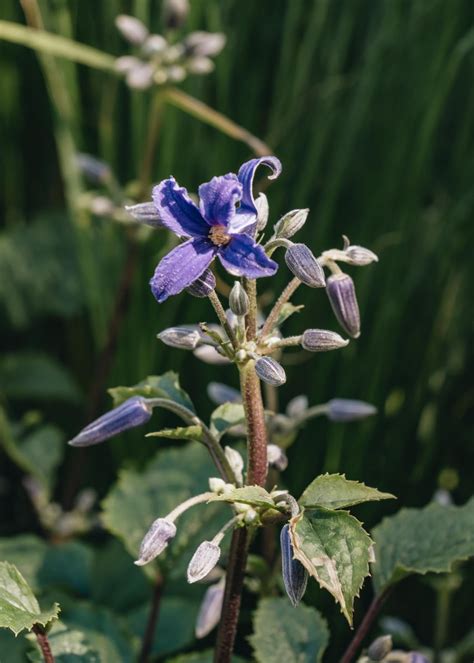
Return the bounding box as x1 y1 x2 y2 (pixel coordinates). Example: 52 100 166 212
157 326 201 349
162 0 190 29
209 477 227 494
273 209 309 239
267 444 288 471
302 329 349 352
76 154 111 184
187 541 221 583
224 446 244 484
114 56 141 74
195 579 225 638
255 357 286 386
184 31 226 57
126 63 155 90
409 654 430 663
207 382 241 405
344 245 378 266
286 395 308 418
255 193 269 231
167 65 187 82
367 635 392 661
326 398 377 422
285 244 325 287
125 201 163 227
280 524 308 606
187 56 214 74
229 281 249 316
134 518 176 565
194 345 230 365
326 273 360 338
244 508 258 524
186 269 216 298
143 34 167 55
68 396 152 447
115 15 149 45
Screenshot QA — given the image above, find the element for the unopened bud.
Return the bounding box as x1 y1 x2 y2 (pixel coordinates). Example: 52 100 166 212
114 56 141 74
143 34 167 55
285 244 326 287
89 196 115 217
273 209 309 239
115 15 149 45
209 477 227 494
326 398 376 422
135 518 176 565
207 382 241 405
255 193 269 231
302 329 349 352
186 269 216 298
229 281 249 316
224 446 244 484
68 396 152 447
158 326 201 349
344 245 378 266
409 654 430 663
184 31 226 57
255 357 286 386
76 154 111 184
125 201 163 227
367 635 392 661
267 444 288 471
195 579 225 638
188 57 214 74
244 508 258 524
280 524 308 606
126 62 155 90
194 345 230 365
167 65 187 82
286 395 308 418
163 0 190 29
326 273 360 338
187 541 221 583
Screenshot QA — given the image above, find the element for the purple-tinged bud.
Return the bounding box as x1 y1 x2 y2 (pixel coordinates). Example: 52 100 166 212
115 15 149 45
229 281 249 316
367 635 392 661
187 541 221 583
163 0 190 29
157 326 201 349
185 269 216 298
143 34 168 55
326 398 377 422
408 654 430 663
125 202 163 227
267 444 288 471
302 329 349 352
326 273 360 338
68 396 152 447
135 518 177 566
344 245 378 266
184 31 226 58
274 209 309 240
285 244 326 287
255 193 269 231
207 382 241 405
126 62 155 90
76 154 111 184
286 395 308 418
255 357 286 386
195 579 225 638
280 524 308 606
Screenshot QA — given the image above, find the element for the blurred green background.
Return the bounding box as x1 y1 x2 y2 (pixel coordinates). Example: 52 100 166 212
1 0 473 656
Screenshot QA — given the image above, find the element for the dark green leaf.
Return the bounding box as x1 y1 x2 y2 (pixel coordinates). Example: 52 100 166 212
210 403 246 440
372 497 474 592
147 425 204 442
0 353 81 402
299 473 395 510
109 372 195 412
250 597 329 663
209 486 275 509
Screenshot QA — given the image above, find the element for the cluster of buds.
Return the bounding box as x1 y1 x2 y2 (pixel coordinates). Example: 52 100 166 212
358 635 430 663
114 14 226 90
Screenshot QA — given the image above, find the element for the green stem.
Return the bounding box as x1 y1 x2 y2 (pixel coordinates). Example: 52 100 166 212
433 584 451 663
208 289 238 348
260 277 301 338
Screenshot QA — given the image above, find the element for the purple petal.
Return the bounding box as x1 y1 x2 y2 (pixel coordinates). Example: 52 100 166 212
152 177 208 238
218 234 277 278
232 156 282 235
150 238 216 303
198 174 242 227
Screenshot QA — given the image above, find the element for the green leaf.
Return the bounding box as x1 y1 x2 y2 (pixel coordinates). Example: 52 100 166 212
250 597 329 663
0 562 60 635
0 536 47 592
0 353 81 402
147 425 204 442
372 497 474 592
210 402 246 440
109 372 195 412
299 473 395 510
290 509 373 625
102 444 229 579
26 621 104 662
209 486 276 509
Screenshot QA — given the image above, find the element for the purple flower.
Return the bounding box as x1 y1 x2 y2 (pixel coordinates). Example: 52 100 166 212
150 157 281 303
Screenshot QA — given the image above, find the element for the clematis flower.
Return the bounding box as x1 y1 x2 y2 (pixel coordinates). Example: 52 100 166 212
150 157 281 302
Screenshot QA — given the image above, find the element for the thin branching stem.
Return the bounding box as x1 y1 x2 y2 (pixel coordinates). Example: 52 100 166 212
208 289 238 348
260 277 301 338
138 575 164 663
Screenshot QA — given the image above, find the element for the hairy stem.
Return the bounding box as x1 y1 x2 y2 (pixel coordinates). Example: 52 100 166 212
240 362 268 486
339 588 392 663
243 278 258 340
213 527 250 663
32 624 55 663
138 575 164 663
260 277 301 338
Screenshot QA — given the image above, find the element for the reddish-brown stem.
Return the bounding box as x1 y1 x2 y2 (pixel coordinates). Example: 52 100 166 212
32 624 55 663
240 362 268 486
339 587 392 663
139 575 164 663
213 527 250 663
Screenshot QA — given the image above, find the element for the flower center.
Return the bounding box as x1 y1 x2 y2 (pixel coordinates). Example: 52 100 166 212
208 225 231 247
